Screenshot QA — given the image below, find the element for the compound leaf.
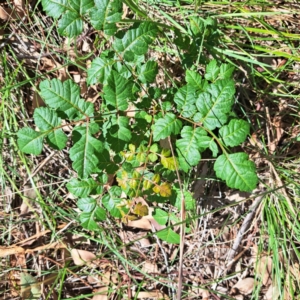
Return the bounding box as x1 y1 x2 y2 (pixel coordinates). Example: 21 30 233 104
219 119 250 147
214 153 258 192
152 113 182 141
40 79 94 119
156 228 180 244
103 71 132 111
194 79 235 130
42 0 67 18
87 57 113 85
90 0 122 35
17 128 44 155
113 22 158 56
58 11 83 37
138 60 158 83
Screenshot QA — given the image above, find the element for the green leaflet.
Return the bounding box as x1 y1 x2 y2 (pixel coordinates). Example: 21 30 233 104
152 113 182 141
214 153 258 192
103 71 133 111
67 178 101 197
113 22 158 56
40 79 94 119
204 59 221 82
70 125 104 178
156 228 180 244
185 70 204 91
219 119 250 147
70 0 94 15
102 186 129 218
109 116 132 142
78 197 106 230
153 208 169 225
194 79 235 130
174 84 197 118
34 107 67 150
176 126 207 171
17 128 44 155
138 60 158 83
90 0 122 36
58 11 83 37
87 57 113 85
42 0 68 18
20 273 41 300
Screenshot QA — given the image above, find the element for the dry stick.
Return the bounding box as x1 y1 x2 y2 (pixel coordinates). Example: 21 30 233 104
167 136 186 300
151 222 176 299
226 195 263 267
157 99 186 299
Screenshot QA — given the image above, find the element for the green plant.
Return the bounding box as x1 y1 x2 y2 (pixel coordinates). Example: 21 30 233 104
17 0 258 243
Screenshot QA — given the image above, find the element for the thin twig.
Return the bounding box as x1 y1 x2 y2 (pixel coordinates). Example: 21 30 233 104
226 195 263 266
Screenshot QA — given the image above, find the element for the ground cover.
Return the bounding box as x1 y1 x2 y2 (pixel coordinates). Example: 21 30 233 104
0 0 300 299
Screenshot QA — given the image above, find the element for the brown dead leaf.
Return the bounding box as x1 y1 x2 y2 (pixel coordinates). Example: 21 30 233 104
126 103 136 118
92 287 108 300
142 261 158 273
132 291 169 299
0 0 25 21
231 278 255 295
127 216 165 231
20 185 37 215
71 249 97 266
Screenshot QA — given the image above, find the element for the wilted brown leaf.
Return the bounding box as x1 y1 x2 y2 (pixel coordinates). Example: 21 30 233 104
71 249 97 266
231 278 255 295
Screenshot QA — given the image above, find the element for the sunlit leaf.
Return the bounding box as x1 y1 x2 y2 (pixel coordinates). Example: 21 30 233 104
214 153 258 192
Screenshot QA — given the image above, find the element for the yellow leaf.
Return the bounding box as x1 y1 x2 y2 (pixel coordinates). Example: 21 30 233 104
159 182 172 197
129 179 138 189
152 173 160 183
133 203 149 217
122 214 138 223
143 179 152 190
161 148 171 157
161 156 178 171
153 182 172 197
